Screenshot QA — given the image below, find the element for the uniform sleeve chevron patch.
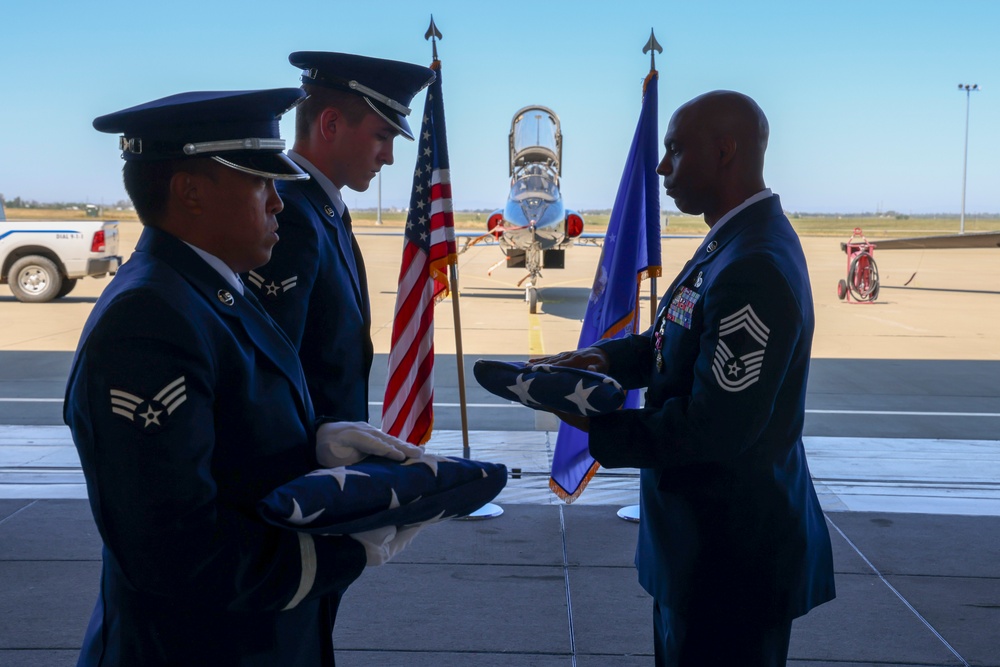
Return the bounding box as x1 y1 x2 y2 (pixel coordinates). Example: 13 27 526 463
109 376 187 432
247 271 298 298
246 270 265 289
711 305 769 392
109 389 144 421
153 376 188 414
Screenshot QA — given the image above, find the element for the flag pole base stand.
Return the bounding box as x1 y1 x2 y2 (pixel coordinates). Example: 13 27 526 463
458 503 504 520
617 504 640 523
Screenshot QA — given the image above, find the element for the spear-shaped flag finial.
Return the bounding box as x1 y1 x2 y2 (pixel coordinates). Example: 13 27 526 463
425 15 443 61
642 28 663 72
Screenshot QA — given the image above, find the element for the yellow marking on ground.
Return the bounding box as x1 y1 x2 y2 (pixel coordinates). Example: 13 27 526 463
528 312 545 357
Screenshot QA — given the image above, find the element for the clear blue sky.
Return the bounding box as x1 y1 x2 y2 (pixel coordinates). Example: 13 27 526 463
1 0 997 215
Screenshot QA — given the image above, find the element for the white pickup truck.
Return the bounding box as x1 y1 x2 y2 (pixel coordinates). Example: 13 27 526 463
0 202 122 302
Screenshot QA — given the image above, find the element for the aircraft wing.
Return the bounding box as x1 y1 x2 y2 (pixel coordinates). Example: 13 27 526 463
361 230 703 251
849 231 1000 251
576 232 702 239
451 230 705 250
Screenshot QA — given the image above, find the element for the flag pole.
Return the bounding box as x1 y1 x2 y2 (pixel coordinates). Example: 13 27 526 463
449 263 470 459
424 16 471 460
651 276 657 326
646 29 662 328
425 17 501 520
619 28 664 523
549 29 661 506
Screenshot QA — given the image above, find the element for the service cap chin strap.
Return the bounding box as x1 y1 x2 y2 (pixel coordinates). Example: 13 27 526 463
183 137 287 156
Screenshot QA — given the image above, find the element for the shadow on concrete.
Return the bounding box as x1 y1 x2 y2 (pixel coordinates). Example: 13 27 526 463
2 500 997 666
538 286 591 320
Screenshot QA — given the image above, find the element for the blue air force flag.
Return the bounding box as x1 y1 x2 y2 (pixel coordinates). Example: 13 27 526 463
550 69 661 503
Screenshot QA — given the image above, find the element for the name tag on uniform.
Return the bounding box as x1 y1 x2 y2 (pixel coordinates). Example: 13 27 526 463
665 287 701 329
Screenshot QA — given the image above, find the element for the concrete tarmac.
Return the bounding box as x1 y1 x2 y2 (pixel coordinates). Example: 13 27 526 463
1 221 999 665
3 221 999 434
2 220 999 361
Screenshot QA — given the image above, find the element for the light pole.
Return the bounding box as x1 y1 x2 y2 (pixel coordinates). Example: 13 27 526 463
958 83 979 234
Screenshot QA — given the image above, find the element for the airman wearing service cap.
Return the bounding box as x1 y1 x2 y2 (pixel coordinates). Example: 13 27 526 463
243 53 434 425
294 51 434 140
67 88 376 666
97 88 309 179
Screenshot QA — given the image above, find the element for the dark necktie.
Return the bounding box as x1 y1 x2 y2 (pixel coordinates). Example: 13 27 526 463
340 206 370 331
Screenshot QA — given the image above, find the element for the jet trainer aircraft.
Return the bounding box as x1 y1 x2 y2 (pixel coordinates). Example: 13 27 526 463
483 105 584 313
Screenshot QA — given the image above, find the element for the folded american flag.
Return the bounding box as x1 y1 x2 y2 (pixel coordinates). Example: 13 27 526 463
258 452 506 535
473 359 625 416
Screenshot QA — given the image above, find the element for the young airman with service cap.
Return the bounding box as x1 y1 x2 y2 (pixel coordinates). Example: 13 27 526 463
244 52 434 427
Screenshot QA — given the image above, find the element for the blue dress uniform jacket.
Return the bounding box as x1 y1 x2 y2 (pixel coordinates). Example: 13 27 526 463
245 177 372 422
65 227 367 666
590 195 835 622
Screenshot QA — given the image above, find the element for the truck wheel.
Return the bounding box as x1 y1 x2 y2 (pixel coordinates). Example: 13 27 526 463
9 255 63 303
56 278 79 298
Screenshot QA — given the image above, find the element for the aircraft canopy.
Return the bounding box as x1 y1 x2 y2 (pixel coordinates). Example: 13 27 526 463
509 105 561 177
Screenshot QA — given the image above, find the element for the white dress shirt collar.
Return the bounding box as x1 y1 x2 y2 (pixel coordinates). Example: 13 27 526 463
287 150 345 217
699 188 773 251
182 242 244 295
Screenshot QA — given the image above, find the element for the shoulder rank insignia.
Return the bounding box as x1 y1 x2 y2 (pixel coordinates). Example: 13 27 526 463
109 376 187 433
247 270 298 298
711 305 769 392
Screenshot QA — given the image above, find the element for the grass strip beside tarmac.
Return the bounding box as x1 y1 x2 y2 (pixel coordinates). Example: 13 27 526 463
5 207 998 238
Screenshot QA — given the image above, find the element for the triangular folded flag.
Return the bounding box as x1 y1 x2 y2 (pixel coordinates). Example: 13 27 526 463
473 359 625 416
258 453 506 534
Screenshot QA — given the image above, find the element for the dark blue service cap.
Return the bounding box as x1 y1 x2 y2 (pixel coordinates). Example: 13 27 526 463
473 360 626 417
92 88 309 181
289 51 435 141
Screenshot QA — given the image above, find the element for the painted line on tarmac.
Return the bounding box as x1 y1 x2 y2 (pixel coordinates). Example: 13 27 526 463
806 409 1000 417
528 312 545 357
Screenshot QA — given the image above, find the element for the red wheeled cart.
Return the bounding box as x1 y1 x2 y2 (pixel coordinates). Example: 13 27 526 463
838 227 879 303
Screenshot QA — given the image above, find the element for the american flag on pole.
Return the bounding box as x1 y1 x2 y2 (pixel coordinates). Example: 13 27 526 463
550 69 661 502
382 60 457 445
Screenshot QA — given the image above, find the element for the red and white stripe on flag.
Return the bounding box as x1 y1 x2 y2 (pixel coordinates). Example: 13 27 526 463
382 61 457 445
